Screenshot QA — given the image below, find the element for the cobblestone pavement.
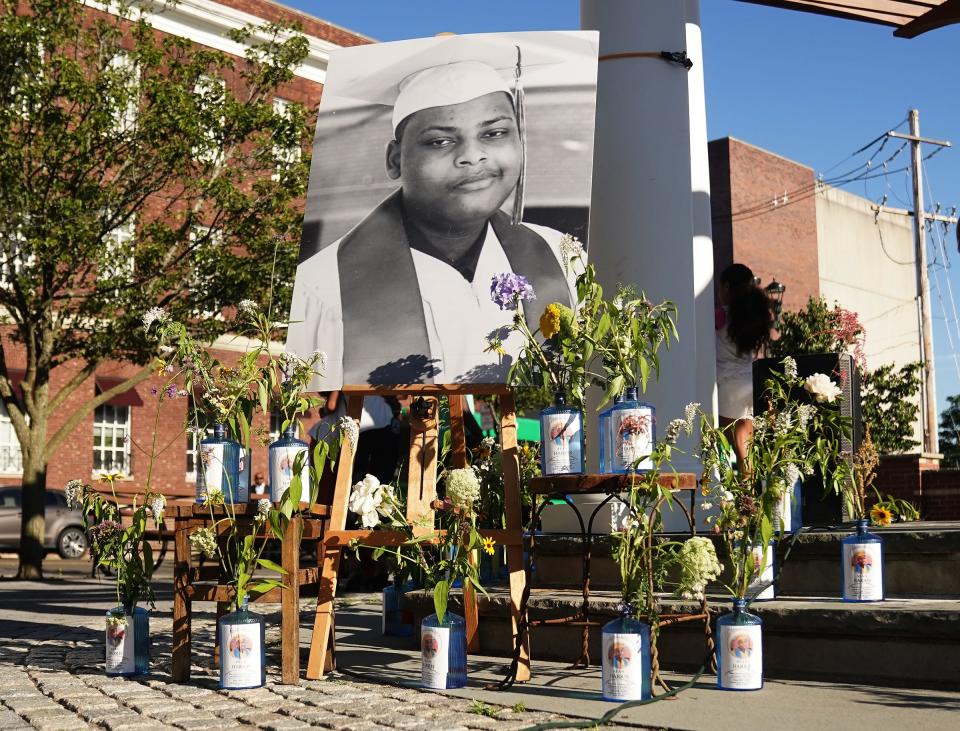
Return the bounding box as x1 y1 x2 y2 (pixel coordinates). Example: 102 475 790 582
0 581 627 731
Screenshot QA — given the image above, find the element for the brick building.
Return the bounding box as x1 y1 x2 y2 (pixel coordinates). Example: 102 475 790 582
0 0 370 495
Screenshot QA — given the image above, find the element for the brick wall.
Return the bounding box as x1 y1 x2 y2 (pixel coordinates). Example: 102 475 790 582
709 137 820 312
874 454 959 520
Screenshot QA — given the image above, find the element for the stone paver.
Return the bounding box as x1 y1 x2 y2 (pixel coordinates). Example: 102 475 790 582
0 584 579 731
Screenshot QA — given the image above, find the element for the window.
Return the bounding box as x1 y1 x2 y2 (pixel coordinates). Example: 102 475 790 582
271 98 301 180
93 402 131 475
193 74 225 165
108 52 139 133
100 219 135 282
0 404 23 475
185 397 213 480
0 488 20 508
0 225 33 289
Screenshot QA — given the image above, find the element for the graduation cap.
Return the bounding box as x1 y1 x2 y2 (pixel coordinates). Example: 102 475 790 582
328 34 572 225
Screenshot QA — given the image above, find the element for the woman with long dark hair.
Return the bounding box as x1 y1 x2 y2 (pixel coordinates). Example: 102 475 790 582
716 264 774 470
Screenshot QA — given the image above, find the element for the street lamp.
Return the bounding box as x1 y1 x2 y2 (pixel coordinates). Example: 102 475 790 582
765 278 786 325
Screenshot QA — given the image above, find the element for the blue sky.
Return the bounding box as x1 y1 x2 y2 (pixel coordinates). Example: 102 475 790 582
284 0 960 413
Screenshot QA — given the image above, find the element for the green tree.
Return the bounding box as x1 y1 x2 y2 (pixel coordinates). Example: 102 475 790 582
0 0 312 578
938 395 960 468
861 362 921 454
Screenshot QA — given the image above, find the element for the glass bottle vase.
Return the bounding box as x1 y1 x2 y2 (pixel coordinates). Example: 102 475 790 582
598 393 623 474
420 612 467 689
196 423 242 503
607 387 655 474
382 581 414 637
748 540 776 601
600 613 651 701
540 392 584 476
268 425 310 503
716 598 763 691
105 606 149 676
774 477 803 534
218 599 266 689
841 519 884 602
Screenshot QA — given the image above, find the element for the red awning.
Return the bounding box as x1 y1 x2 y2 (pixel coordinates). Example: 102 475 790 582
95 375 145 408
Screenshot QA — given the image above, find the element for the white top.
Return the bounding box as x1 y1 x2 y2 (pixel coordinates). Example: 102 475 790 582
286 221 574 391
715 325 755 420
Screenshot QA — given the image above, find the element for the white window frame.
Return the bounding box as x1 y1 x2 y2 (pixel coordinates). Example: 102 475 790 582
185 398 213 482
0 403 23 476
109 52 139 133
100 218 136 282
93 402 132 477
271 97 301 181
188 225 223 319
193 74 226 165
0 224 34 289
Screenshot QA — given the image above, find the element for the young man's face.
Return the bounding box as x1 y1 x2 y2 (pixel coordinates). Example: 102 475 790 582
387 91 521 232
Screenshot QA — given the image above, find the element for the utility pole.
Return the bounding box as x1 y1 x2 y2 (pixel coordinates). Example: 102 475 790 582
887 110 953 454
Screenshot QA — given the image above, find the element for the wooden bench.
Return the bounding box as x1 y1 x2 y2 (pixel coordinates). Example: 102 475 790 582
171 503 328 685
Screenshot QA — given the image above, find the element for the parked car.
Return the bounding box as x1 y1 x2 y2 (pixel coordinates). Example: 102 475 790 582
0 486 89 559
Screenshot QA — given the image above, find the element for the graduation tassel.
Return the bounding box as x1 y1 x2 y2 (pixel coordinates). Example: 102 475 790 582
511 45 526 227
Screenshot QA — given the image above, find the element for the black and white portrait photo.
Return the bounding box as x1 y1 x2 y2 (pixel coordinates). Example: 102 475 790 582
285 31 599 389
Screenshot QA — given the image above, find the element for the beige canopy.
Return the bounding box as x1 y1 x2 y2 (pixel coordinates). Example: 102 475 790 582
737 0 960 37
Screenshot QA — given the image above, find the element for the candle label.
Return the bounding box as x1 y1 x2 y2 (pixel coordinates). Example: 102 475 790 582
611 408 653 471
221 623 261 688
198 443 225 495
421 626 450 689
270 445 309 502
602 632 645 700
843 542 883 600
105 616 135 674
748 543 775 600
543 412 581 474
720 624 762 689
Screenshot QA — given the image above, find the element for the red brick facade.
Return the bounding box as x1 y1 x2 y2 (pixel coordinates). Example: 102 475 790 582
709 137 820 312
0 1 369 494
874 454 959 520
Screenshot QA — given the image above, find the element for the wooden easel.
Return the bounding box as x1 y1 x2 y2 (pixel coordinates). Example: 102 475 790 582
306 384 531 682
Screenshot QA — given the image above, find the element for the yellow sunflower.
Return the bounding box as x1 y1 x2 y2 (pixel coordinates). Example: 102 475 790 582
539 303 562 339
870 504 893 527
481 536 497 555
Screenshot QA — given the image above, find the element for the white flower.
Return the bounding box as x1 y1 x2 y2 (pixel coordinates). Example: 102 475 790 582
311 350 327 371
64 479 83 508
782 356 798 380
445 468 481 511
797 404 817 429
774 410 793 436
683 403 700 430
149 494 166 527
664 418 687 445
785 463 801 488
142 307 167 332
189 527 218 559
803 373 842 404
338 415 359 454
720 490 735 507
348 474 384 528
257 498 271 516
559 233 583 274
700 501 713 511
238 299 258 314
675 537 723 601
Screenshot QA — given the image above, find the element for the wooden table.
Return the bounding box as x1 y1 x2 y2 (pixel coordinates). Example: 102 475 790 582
171 503 328 685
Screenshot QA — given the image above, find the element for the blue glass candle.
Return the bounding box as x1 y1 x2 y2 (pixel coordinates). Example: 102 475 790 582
196 423 242 503
420 612 467 689
219 598 266 689
105 607 149 676
716 599 763 691
775 477 803 534
382 581 415 637
238 447 251 502
598 393 623 474
841 519 884 602
601 613 651 701
748 540 775 601
268 425 310 503
608 387 655 474
540 392 584 476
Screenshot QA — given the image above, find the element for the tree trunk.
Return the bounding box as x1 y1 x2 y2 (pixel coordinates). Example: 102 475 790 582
18 448 48 579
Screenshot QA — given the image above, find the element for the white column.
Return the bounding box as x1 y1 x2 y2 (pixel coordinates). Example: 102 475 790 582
541 0 715 533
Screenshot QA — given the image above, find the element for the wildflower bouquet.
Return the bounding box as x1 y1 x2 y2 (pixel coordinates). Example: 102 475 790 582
698 357 851 599
147 303 338 610
348 467 490 623
69 473 165 614
612 407 722 622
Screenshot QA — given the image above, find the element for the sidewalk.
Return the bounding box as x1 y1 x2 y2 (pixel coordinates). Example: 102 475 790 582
0 577 957 730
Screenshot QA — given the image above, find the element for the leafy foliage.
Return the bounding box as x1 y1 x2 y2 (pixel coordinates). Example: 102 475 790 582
861 362 921 454
938 394 960 468
769 297 864 364
0 0 313 577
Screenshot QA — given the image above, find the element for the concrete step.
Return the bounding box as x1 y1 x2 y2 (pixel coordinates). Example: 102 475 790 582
401 588 960 689
530 521 960 597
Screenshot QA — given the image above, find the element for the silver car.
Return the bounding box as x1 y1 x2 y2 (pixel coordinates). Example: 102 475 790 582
0 486 89 559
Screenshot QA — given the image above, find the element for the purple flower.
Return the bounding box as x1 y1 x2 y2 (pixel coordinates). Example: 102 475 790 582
490 273 535 311
165 383 178 399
